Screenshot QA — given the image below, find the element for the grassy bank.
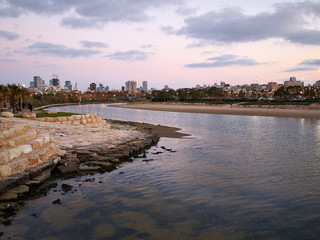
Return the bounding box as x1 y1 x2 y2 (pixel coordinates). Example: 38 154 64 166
15 111 80 118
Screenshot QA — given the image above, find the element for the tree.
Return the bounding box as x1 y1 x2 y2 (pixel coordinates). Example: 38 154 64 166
238 89 246 98
190 89 202 100
303 87 316 99
0 84 9 110
7 84 29 113
274 86 286 98
176 88 189 101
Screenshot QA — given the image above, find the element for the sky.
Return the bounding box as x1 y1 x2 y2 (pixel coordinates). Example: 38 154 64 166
1 0 320 90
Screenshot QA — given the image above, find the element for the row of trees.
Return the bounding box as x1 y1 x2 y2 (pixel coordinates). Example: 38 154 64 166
1 84 319 113
0 84 30 113
149 86 319 102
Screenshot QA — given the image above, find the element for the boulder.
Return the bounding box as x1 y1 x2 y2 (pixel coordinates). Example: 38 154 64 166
23 113 36 118
0 165 11 178
1 112 13 118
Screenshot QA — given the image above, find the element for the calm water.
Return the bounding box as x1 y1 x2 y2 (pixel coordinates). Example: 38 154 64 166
2 104 320 239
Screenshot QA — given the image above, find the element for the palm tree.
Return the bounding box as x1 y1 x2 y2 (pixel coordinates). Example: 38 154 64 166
17 85 30 111
0 84 9 111
7 84 29 113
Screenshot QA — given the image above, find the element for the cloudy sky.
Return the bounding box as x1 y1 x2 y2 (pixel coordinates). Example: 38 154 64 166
1 0 320 90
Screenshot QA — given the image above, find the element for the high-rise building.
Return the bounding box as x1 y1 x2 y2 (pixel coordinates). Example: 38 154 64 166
52 78 60 87
97 83 105 91
125 80 137 92
33 76 43 89
142 81 148 91
65 81 72 91
90 83 97 91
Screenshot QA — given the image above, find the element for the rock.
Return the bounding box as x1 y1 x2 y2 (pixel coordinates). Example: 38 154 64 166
8 185 29 195
61 184 73 192
0 165 11 178
86 161 112 167
110 159 120 163
0 192 18 201
31 169 51 183
84 178 95 182
79 166 101 171
1 112 14 118
58 163 78 174
58 165 78 174
22 113 36 118
52 199 62 204
25 180 41 186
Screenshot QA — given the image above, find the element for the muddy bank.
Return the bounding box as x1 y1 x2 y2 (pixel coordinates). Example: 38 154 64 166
107 119 191 138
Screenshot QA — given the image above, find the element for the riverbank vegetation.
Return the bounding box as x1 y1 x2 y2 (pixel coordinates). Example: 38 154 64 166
1 84 320 113
15 111 81 118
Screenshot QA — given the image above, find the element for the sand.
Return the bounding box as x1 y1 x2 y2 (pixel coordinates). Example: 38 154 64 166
109 103 320 119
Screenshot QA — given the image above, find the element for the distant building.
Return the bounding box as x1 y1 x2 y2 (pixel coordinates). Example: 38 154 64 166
164 85 169 89
268 82 279 92
52 78 60 87
64 81 72 91
33 76 43 89
97 83 102 91
251 83 260 90
121 86 125 91
220 81 226 87
90 83 97 91
125 80 137 92
29 81 34 88
105 86 109 91
142 81 148 91
314 80 320 88
284 77 303 88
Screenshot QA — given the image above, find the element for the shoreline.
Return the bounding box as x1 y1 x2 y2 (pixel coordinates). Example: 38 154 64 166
109 103 320 119
0 115 187 201
107 119 190 139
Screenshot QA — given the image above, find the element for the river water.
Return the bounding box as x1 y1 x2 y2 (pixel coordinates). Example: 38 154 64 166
2 103 320 239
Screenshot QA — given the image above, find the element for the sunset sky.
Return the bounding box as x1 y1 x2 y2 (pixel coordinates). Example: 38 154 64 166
1 0 320 90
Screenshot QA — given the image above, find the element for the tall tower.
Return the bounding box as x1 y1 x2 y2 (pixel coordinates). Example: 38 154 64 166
33 76 42 89
142 81 148 91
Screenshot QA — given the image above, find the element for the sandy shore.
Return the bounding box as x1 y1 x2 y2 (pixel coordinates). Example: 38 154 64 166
109 103 320 119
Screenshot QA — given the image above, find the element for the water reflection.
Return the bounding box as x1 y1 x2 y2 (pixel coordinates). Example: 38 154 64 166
4 104 319 239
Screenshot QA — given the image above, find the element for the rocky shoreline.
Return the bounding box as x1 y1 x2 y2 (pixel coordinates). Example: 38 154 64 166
0 118 164 229
0 118 160 202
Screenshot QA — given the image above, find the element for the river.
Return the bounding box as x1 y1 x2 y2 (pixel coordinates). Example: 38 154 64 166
2 103 320 239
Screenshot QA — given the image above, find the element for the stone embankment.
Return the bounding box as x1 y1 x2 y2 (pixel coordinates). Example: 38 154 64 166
0 112 158 201
36 113 108 127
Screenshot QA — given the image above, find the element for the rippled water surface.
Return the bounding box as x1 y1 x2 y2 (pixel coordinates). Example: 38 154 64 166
2 104 320 239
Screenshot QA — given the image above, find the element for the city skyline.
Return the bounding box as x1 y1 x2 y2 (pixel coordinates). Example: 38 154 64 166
1 0 320 90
